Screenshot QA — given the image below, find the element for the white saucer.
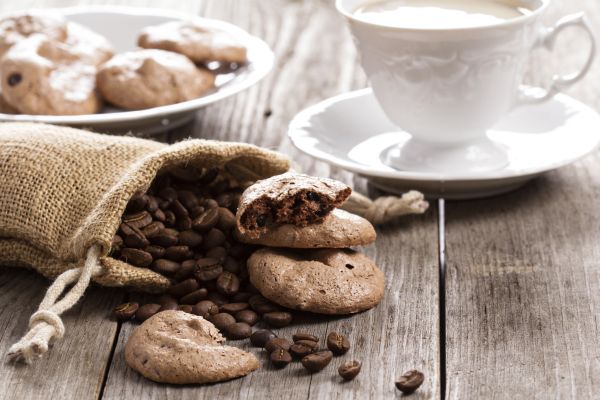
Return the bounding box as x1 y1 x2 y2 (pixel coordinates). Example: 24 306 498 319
288 88 600 199
0 6 274 135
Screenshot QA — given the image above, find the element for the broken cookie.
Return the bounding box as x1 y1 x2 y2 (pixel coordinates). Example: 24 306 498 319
236 173 352 239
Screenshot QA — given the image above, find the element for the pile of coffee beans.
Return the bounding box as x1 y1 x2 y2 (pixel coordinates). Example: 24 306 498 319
111 168 293 339
249 329 361 379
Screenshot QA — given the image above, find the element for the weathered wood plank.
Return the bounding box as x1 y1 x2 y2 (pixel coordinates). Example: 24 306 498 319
445 1 600 398
0 268 124 400
98 0 441 399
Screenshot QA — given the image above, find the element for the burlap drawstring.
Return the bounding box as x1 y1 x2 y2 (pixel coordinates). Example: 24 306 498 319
7 245 104 364
343 191 429 225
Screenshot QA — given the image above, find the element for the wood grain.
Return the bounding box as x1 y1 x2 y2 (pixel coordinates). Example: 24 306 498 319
0 268 124 400
0 0 440 399
445 1 600 399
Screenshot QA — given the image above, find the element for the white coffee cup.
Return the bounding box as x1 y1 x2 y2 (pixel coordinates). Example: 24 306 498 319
336 0 596 173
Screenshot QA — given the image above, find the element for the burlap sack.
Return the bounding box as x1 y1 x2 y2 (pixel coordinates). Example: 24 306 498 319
0 122 289 362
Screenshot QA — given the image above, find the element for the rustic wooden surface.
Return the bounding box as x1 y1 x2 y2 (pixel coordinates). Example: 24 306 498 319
0 1 440 399
0 0 599 399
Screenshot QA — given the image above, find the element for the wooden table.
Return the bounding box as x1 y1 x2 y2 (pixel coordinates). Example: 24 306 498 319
1 0 599 399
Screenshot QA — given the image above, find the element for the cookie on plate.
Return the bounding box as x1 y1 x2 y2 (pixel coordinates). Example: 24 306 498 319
125 310 259 384
64 22 114 66
138 20 247 64
248 248 385 314
236 209 376 248
0 35 100 115
97 49 215 110
236 173 352 239
0 11 67 58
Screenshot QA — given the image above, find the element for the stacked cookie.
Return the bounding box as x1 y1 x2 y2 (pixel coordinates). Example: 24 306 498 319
235 173 385 315
0 11 247 114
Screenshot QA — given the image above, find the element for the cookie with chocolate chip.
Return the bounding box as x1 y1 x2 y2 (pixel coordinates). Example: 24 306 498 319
97 49 215 110
236 173 352 240
137 20 247 64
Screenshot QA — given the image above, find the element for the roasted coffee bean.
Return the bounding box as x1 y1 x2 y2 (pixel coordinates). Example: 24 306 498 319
113 302 139 320
203 198 219 209
127 194 148 212
122 223 150 248
270 349 292 369
206 246 227 263
123 211 153 229
265 338 291 353
170 199 189 218
145 245 166 259
178 230 203 247
216 207 236 230
179 288 208 304
194 258 223 281
152 259 180 276
135 303 161 321
207 291 229 306
177 215 193 231
191 300 219 318
164 245 193 261
211 313 236 331
226 322 252 340
395 370 424 394
178 305 193 313
152 228 178 247
215 193 232 208
111 234 123 252
250 329 277 347
290 340 319 358
120 248 153 267
203 228 226 249
189 205 206 219
158 187 178 203
263 311 292 328
293 332 319 343
141 221 163 238
211 180 229 195
249 295 280 314
168 278 199 297
157 294 178 307
326 332 350 355
177 190 199 210
223 256 241 274
164 210 176 227
235 309 258 326
152 208 166 222
231 291 253 302
230 192 242 210
192 208 219 232
301 351 333 373
146 195 159 212
220 302 248 314
339 361 361 381
216 272 240 296
174 259 196 280
199 168 219 184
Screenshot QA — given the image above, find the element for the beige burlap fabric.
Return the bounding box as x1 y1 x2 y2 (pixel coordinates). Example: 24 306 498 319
0 122 289 363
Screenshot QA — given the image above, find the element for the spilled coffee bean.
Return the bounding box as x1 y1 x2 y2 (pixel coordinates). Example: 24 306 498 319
135 303 161 321
395 370 424 394
250 329 277 347
301 350 333 373
327 331 350 355
270 349 292 369
338 360 361 380
113 302 139 320
265 338 291 353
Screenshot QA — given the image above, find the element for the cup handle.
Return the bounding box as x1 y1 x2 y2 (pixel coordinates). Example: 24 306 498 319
516 13 596 106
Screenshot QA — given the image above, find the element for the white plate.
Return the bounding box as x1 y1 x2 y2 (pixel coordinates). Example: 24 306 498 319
288 88 600 199
0 6 274 135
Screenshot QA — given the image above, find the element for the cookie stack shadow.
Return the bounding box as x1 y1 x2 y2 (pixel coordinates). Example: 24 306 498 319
235 173 385 316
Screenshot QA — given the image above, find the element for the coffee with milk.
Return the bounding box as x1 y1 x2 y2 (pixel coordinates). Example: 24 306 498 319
353 0 532 29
